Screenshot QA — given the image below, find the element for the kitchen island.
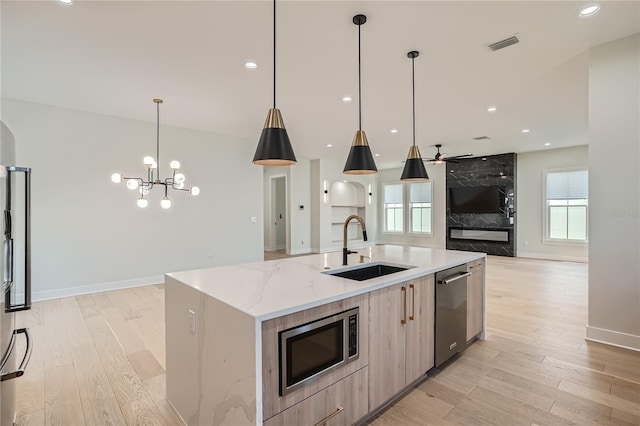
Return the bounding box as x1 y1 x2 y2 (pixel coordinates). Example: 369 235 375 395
165 245 486 425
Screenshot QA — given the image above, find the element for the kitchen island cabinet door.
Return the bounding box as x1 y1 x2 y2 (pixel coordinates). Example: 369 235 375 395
405 274 435 384
467 259 485 341
368 282 406 409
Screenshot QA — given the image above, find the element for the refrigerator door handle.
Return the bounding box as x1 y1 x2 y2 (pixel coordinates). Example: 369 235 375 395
0 328 32 382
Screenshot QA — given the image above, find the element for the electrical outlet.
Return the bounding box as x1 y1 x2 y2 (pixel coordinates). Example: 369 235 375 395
187 309 196 335
208 253 214 262
251 217 257 223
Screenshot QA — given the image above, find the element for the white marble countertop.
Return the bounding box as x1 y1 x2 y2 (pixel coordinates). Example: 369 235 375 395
166 245 485 321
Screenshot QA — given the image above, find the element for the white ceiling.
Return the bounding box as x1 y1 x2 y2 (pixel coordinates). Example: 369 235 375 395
2 1 639 169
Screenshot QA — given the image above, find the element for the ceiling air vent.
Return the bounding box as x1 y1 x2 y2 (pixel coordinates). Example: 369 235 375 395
473 136 490 141
488 35 520 52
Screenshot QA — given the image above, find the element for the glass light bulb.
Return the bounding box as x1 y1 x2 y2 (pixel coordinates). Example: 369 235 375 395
150 161 157 169
137 198 148 208
161 197 172 209
111 173 123 183
143 156 155 166
170 160 181 170
126 179 139 190
174 173 186 184
139 186 150 195
190 186 200 196
175 181 185 189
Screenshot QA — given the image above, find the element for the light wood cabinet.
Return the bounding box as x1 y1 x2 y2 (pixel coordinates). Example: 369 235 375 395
262 294 369 419
467 258 485 341
368 275 435 409
264 367 369 426
405 275 435 384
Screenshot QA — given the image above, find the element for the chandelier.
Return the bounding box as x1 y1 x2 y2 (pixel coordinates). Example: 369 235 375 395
110 98 200 208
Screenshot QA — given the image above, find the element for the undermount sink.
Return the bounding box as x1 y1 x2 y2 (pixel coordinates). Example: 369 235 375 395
323 262 414 281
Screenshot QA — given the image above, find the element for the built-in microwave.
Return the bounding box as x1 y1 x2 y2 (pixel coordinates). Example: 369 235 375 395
279 307 359 396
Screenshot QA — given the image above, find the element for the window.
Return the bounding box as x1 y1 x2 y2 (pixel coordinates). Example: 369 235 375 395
545 169 588 241
383 184 403 232
382 181 433 235
409 182 432 233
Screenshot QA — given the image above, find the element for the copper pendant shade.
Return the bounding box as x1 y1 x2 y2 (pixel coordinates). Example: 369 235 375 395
344 14 377 175
401 50 429 181
253 0 297 166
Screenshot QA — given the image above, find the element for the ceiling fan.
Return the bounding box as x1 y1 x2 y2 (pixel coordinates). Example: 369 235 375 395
425 144 473 164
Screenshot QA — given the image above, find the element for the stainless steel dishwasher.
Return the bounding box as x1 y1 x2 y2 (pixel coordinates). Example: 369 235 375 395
434 264 471 367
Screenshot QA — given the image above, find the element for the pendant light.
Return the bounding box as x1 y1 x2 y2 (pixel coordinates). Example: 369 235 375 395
344 14 377 175
253 0 296 166
401 51 429 181
111 99 200 209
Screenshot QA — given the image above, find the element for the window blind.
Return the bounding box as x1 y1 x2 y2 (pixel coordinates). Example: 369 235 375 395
547 170 588 200
409 182 432 203
384 184 403 204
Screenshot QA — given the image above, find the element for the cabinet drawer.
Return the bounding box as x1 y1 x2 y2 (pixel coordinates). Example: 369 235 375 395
467 258 484 270
264 367 368 426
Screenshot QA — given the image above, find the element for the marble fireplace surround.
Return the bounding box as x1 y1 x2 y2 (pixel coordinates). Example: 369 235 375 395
446 153 517 257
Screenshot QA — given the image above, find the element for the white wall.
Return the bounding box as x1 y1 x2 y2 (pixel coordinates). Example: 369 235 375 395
310 157 378 253
263 160 312 255
517 146 589 262
376 165 446 249
587 34 640 351
2 98 264 300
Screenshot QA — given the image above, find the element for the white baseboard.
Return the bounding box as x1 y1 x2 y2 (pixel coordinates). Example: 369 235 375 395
517 251 588 263
585 325 640 352
33 275 164 302
288 248 312 255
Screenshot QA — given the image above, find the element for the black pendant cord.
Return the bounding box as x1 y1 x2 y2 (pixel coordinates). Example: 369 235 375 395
412 56 416 147
358 23 362 131
273 0 276 109
156 101 160 178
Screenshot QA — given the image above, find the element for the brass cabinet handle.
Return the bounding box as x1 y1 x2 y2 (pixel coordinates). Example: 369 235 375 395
401 286 407 325
409 284 415 321
313 406 344 426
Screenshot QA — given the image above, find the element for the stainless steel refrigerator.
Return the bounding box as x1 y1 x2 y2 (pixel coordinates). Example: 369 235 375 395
0 122 32 426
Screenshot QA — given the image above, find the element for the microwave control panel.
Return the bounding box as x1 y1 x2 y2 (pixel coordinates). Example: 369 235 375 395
348 313 358 358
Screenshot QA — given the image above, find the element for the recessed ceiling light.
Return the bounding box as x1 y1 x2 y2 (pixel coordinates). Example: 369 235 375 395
342 96 352 103
244 62 258 69
521 129 530 133
57 0 73 4
375 153 380 157
390 129 398 134
579 5 600 16
487 106 497 113
482 157 487 161
544 142 551 146
326 144 333 148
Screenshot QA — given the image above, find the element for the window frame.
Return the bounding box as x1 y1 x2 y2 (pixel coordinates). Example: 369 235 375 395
380 181 433 236
382 183 404 234
542 167 589 244
407 182 433 236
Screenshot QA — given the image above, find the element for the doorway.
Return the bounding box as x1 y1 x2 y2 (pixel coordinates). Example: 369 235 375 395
273 176 286 250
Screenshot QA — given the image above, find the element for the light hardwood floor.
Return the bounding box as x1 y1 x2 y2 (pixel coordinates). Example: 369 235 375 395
13 256 639 425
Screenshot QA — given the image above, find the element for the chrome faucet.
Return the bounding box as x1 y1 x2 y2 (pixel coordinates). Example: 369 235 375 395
343 215 368 266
